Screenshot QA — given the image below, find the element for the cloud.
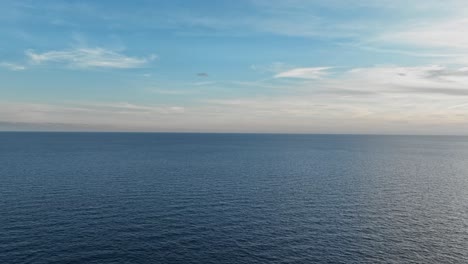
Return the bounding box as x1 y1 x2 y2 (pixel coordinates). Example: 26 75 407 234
197 73 208 77
251 62 292 73
25 48 157 69
2 86 468 134
379 18 468 50
202 92 468 134
73 102 185 114
396 87 468 96
0 62 26 71
275 67 331 79
0 101 186 131
0 121 106 132
369 9 468 63
448 102 468 109
341 65 468 95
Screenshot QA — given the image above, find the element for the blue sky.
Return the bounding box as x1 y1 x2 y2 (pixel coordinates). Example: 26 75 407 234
2 0 468 134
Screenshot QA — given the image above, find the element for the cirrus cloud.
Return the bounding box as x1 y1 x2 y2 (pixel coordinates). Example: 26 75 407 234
26 47 157 69
274 67 331 79
0 62 26 71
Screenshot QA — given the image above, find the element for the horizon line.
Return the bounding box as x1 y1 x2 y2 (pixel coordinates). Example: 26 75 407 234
1 130 467 137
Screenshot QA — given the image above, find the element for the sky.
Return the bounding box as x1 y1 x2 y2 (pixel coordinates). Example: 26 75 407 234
1 0 468 134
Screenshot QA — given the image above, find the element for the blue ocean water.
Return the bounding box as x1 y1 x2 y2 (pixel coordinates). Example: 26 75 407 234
1 132 468 263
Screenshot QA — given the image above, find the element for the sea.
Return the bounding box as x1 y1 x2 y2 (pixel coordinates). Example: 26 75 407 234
1 132 467 263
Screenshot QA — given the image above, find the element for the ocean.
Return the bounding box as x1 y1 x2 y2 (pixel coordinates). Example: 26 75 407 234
1 132 467 263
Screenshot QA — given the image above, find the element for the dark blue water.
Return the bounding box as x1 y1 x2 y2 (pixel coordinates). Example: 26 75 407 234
1 133 468 263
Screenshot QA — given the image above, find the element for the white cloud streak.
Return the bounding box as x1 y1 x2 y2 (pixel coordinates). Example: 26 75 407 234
25 48 157 69
275 67 331 79
0 62 26 71
380 18 468 50
0 101 185 131
340 65 468 96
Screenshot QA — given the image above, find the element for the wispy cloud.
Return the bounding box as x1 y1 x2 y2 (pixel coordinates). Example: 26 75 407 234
2 88 468 134
448 102 468 109
379 18 468 50
275 67 331 79
0 62 26 71
81 102 185 114
25 48 157 69
0 101 185 131
251 62 292 73
341 65 468 95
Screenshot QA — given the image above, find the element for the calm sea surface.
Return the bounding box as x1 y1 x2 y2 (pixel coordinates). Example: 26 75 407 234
1 133 468 263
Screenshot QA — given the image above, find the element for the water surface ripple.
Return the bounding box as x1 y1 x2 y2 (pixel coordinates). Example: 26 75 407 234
1 133 468 263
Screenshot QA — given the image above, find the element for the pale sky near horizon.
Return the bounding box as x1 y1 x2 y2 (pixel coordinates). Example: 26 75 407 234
2 0 468 134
